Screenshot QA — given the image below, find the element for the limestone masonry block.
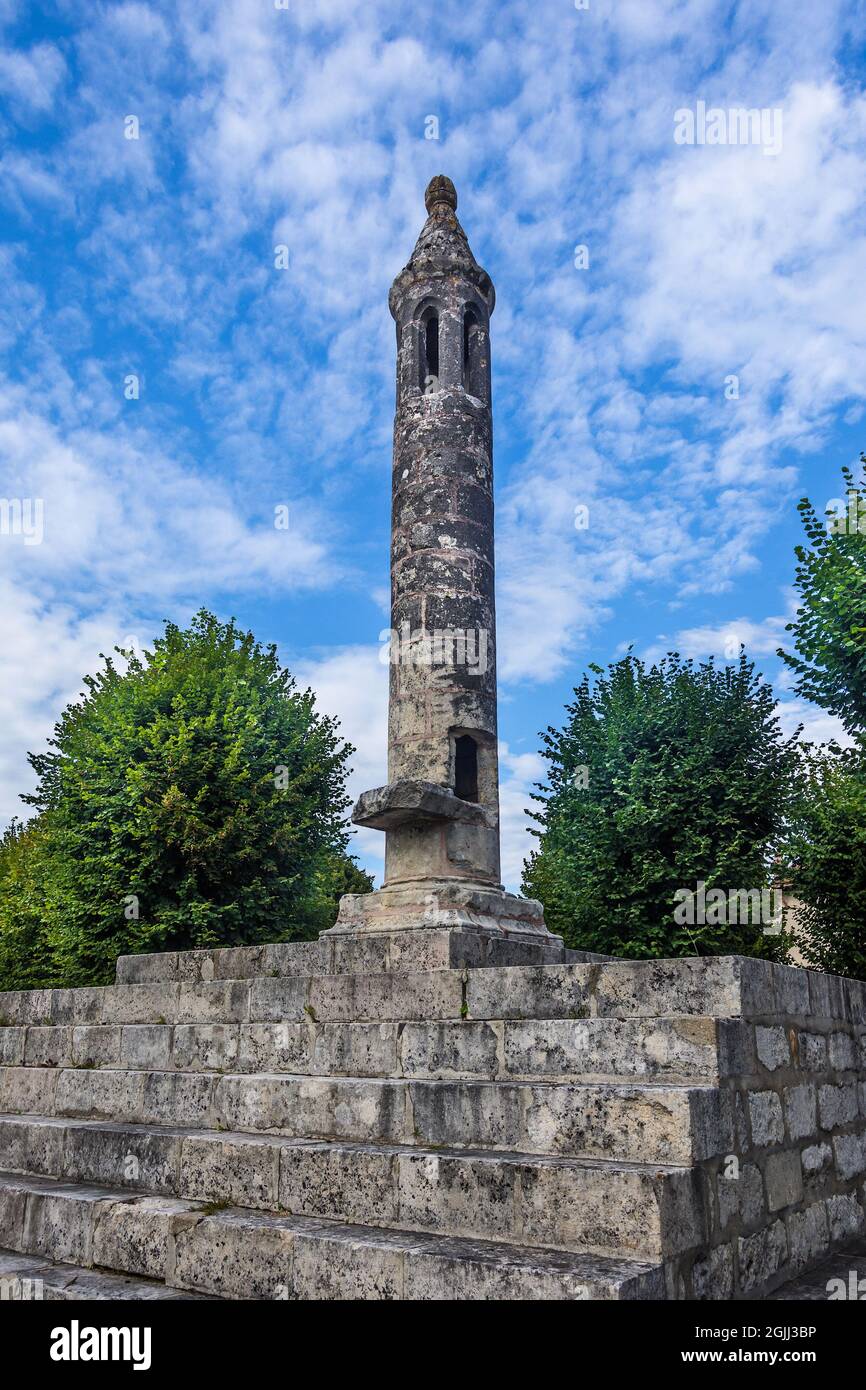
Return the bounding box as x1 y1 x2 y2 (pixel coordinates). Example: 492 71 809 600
738 1219 788 1292
829 1032 857 1071
798 1032 828 1071
786 1202 829 1274
801 1142 833 1177
783 1083 817 1142
72 1025 121 1068
172 1209 294 1300
827 1191 866 1242
718 1161 765 1232
764 1150 803 1212
181 1133 280 1210
818 1082 859 1130
832 1130 866 1182
755 1026 790 1071
748 1090 785 1147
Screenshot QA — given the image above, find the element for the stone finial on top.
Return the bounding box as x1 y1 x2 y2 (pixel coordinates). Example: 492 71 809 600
425 175 457 215
389 174 494 317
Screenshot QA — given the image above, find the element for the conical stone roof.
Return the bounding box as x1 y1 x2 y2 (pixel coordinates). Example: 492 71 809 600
389 176 494 316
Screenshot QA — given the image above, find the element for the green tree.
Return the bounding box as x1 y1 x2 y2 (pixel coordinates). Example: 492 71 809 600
778 454 866 741
522 651 798 959
4 611 357 986
784 747 866 979
776 455 866 976
0 818 60 991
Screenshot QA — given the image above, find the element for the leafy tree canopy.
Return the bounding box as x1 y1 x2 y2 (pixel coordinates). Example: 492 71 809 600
522 651 799 960
1 610 361 987
779 455 866 742
784 746 866 979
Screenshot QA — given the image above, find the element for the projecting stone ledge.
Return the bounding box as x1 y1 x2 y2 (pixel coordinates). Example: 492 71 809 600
351 780 494 831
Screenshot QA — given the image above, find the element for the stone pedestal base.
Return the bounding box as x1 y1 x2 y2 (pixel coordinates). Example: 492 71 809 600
321 879 567 971
327 879 555 938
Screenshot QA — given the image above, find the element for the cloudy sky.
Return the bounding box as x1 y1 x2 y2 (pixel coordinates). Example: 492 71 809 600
1 0 864 891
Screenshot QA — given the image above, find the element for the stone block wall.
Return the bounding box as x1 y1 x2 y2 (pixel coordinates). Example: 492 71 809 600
684 962 866 1298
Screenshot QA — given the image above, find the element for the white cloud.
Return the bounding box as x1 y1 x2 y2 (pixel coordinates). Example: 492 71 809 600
0 41 65 111
642 613 792 666
498 742 546 892
775 697 850 748
0 582 129 828
0 382 334 602
293 643 389 883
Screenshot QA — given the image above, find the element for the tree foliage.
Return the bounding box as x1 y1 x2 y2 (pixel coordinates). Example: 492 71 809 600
784 747 866 979
0 611 361 987
0 819 60 991
522 651 798 960
778 455 866 741
776 455 866 976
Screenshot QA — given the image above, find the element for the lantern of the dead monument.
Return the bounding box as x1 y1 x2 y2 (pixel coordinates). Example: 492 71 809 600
327 176 562 960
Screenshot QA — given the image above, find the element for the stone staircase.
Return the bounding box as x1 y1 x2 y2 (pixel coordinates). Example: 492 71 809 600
0 932 864 1300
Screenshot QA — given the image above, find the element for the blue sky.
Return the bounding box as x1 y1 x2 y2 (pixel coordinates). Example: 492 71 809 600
1 0 864 891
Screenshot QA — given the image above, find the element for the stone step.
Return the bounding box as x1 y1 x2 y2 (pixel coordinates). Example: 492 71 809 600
114 927 587 984
0 1069 728 1165
111 940 864 1036
0 955 799 1032
0 1014 732 1083
0 1115 705 1260
0 1246 214 1300
2 957 859 1032
0 1169 666 1300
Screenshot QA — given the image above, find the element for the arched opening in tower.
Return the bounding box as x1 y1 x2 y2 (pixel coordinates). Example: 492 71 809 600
463 308 482 398
422 313 439 391
454 734 479 802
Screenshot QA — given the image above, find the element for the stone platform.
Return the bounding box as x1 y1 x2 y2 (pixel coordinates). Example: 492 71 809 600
324 882 571 959
0 932 864 1300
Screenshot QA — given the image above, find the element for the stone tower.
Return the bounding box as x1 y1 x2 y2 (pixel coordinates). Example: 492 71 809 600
328 176 561 956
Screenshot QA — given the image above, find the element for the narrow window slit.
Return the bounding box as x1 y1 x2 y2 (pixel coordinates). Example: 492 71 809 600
454 735 479 802
424 314 439 390
462 308 482 397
